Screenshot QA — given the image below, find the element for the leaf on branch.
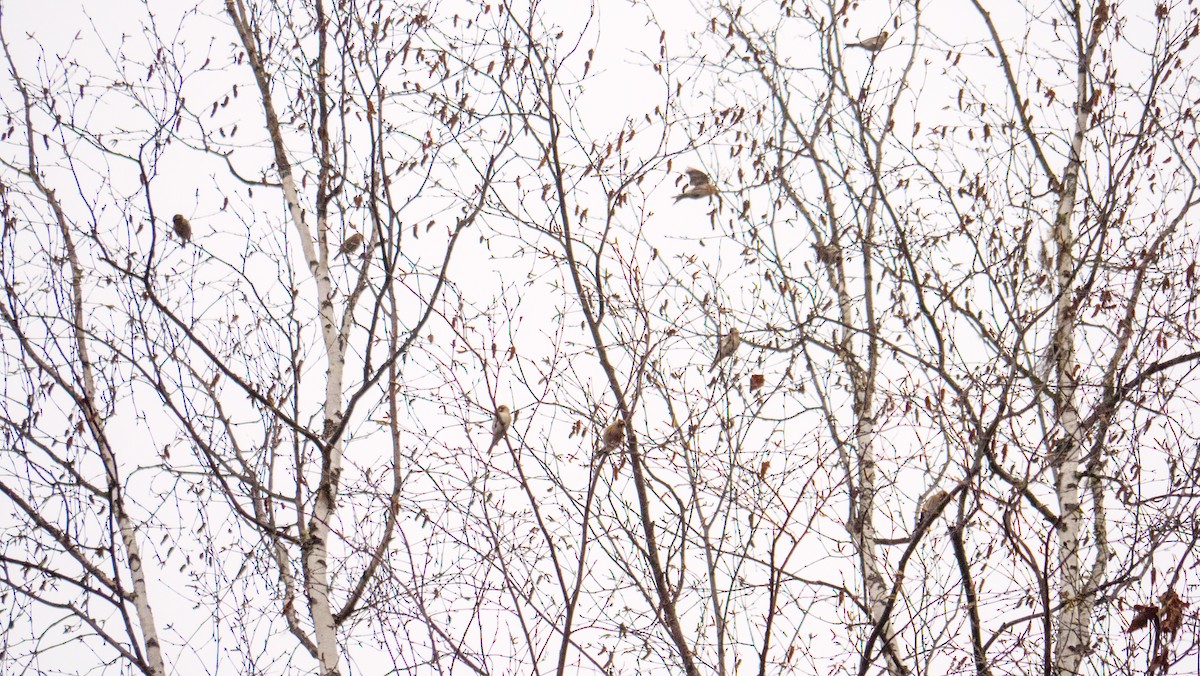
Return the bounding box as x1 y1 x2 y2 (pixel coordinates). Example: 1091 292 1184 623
1127 604 1157 633
1160 589 1188 636
1150 647 1170 674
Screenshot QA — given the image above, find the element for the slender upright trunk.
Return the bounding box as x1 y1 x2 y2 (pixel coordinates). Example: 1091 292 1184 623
226 1 345 673
4 28 167 670
1050 9 1106 671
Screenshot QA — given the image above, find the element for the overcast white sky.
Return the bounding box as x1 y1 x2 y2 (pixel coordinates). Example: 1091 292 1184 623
1 0 1194 673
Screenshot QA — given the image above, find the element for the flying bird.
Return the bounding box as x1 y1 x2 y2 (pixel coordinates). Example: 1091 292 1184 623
338 232 364 258
599 418 627 458
847 32 889 52
488 405 512 452
709 327 741 372
172 214 191 244
674 168 718 202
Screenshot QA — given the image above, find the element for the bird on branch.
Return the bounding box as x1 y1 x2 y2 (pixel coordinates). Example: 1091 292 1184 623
917 489 950 527
599 418 627 458
338 232 364 258
846 31 889 52
709 327 741 372
488 405 512 452
172 214 191 244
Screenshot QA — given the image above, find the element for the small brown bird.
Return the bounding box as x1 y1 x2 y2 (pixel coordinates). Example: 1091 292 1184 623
488 405 512 452
674 168 718 202
847 32 889 52
917 489 950 526
338 232 364 258
709 327 741 372
172 214 191 243
599 418 626 458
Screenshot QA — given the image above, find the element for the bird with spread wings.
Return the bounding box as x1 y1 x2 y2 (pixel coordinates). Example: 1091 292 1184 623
674 168 719 202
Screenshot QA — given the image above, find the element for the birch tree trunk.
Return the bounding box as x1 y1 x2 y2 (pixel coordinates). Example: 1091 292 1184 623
224 1 345 671
1048 4 1105 671
0 19 166 675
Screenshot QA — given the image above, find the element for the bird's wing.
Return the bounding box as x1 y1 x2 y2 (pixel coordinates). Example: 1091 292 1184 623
684 168 711 187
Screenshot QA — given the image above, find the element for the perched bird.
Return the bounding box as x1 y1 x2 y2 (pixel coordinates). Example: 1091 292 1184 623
847 31 889 52
674 168 719 202
709 327 741 372
338 232 364 258
599 418 627 458
488 405 512 452
172 214 191 244
917 489 950 526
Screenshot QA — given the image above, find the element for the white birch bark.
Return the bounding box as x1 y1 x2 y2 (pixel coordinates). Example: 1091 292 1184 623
60 204 167 676
3 32 168 673
226 1 346 673
1050 9 1105 672
847 313 908 676
822 213 907 675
